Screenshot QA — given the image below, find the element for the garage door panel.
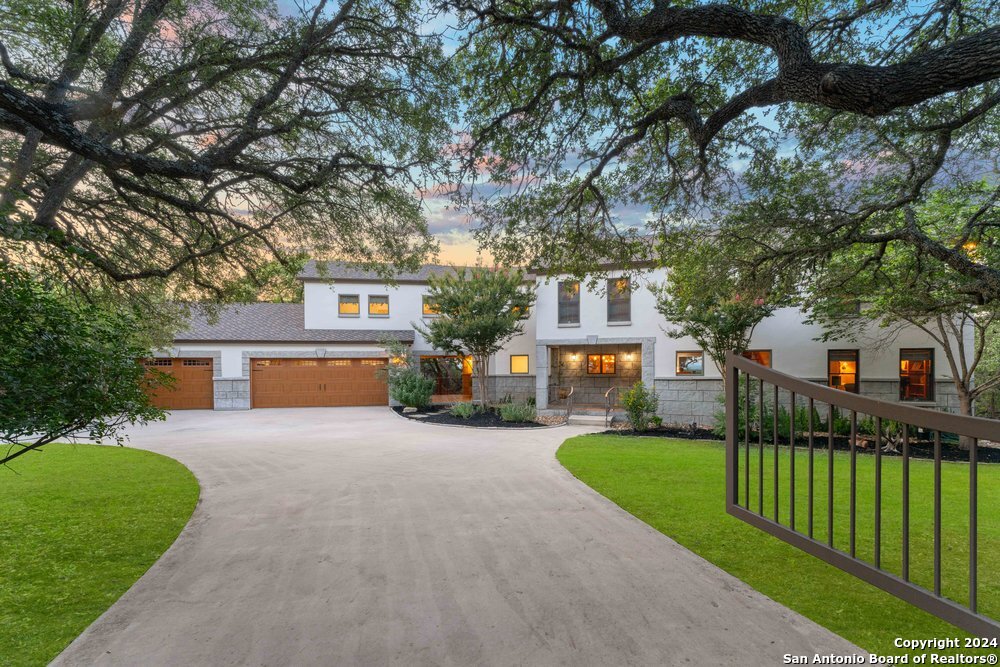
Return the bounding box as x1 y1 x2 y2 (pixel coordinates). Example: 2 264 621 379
250 358 388 408
144 358 214 410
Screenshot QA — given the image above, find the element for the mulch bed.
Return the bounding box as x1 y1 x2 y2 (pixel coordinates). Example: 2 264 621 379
392 405 546 428
593 427 1000 463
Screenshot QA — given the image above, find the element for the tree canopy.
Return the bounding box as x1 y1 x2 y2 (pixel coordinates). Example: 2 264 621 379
415 267 535 405
450 0 1000 296
0 0 454 299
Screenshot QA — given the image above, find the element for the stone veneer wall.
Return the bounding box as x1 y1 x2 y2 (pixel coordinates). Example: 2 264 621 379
554 344 642 405
653 377 962 429
478 375 536 403
214 378 251 410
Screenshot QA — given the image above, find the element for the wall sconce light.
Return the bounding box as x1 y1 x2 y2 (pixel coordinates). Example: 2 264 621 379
623 352 632 361
570 353 579 361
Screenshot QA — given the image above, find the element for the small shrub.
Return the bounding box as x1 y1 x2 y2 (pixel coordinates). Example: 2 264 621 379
650 415 663 428
620 381 659 432
389 368 435 408
499 401 536 422
450 402 477 419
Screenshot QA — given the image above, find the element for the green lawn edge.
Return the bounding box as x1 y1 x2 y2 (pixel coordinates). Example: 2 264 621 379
556 434 997 656
0 444 199 667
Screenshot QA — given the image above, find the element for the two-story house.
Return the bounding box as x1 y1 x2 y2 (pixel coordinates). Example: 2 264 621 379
154 260 964 424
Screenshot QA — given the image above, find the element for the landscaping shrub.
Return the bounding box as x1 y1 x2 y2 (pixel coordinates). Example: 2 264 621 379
499 401 536 423
620 381 659 432
450 402 477 419
389 368 435 409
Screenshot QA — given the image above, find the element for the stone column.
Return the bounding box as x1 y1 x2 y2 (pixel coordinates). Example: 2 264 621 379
641 338 655 388
535 343 549 409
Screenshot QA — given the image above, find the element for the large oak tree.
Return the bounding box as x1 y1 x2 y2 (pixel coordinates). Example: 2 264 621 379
0 0 454 297
449 0 1000 299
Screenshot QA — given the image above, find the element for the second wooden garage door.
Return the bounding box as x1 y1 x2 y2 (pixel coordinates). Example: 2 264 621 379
250 358 388 408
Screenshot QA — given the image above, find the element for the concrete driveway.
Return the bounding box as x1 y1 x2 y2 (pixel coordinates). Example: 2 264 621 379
54 408 861 666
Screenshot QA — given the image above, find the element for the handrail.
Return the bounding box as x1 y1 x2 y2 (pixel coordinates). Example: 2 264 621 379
724 351 1000 637
566 385 574 420
604 386 619 427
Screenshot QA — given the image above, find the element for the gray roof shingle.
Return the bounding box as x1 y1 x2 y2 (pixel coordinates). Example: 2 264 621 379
174 303 414 344
297 260 463 283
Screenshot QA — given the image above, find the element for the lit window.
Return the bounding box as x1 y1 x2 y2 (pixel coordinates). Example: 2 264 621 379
676 351 704 375
900 349 934 401
422 295 440 317
588 353 616 375
742 350 772 367
558 281 580 325
828 350 859 393
293 359 318 366
368 295 389 317
607 277 631 323
510 355 529 374
338 294 359 316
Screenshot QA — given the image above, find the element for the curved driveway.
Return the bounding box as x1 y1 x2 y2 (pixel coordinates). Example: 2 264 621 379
54 408 861 666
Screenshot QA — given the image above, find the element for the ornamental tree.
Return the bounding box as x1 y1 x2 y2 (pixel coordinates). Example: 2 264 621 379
415 267 535 406
0 0 453 299
655 236 787 385
0 265 165 466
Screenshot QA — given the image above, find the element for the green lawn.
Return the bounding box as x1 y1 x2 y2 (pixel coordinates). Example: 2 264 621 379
557 435 999 655
0 444 199 667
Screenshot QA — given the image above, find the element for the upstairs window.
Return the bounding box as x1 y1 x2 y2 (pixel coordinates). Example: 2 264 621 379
900 349 934 401
558 281 580 325
742 350 772 367
368 295 389 317
676 351 704 375
338 294 359 317
607 278 631 323
422 295 439 317
828 350 859 393
588 354 616 374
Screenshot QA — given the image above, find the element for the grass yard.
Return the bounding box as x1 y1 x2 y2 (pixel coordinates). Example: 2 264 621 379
0 444 198 667
557 434 999 655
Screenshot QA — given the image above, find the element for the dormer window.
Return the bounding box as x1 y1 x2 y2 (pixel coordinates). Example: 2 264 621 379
338 294 360 317
607 277 630 323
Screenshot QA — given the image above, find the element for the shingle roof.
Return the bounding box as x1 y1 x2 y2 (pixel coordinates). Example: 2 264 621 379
297 260 463 283
174 303 414 344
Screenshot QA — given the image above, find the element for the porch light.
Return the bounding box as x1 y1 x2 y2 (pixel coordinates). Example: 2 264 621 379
390 355 406 366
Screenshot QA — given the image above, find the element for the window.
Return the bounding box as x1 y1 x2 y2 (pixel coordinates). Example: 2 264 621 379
338 294 359 317
182 359 211 366
510 355 529 374
828 350 859 393
293 359 318 366
255 359 281 367
145 358 172 367
607 277 631 323
742 350 772 367
368 295 389 317
900 349 934 401
676 351 704 375
422 295 440 317
558 281 580 325
587 354 616 374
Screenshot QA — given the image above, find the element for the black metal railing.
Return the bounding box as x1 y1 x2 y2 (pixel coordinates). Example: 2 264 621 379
725 351 1000 636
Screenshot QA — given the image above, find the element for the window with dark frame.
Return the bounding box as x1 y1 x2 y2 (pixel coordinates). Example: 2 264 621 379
741 349 772 367
828 349 859 393
338 294 359 316
900 348 934 402
510 355 529 374
558 281 580 325
607 277 631 323
368 295 389 317
676 351 704 375
587 353 616 374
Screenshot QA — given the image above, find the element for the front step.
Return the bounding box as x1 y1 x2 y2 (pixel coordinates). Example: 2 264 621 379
567 414 610 427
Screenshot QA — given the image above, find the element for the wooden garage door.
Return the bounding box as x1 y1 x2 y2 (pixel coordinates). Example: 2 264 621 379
144 358 214 410
250 358 388 408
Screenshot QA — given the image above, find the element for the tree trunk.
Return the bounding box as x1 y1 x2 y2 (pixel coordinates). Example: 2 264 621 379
956 388 976 451
476 355 490 408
